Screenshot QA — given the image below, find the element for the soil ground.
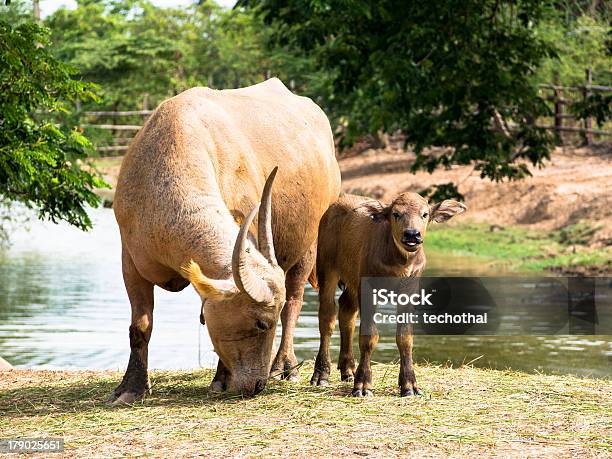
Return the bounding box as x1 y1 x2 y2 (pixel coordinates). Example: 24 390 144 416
93 144 611 274
339 143 612 248
95 144 612 247
1 363 610 458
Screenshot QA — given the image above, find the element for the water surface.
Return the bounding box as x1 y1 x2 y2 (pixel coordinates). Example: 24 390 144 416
0 208 610 377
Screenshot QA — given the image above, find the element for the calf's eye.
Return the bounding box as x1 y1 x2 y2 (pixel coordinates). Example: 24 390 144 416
392 212 401 220
422 212 429 219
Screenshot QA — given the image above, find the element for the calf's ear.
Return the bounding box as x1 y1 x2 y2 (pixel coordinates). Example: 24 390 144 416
430 200 467 223
354 200 389 223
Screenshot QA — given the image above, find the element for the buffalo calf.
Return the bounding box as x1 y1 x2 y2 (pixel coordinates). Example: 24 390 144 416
311 192 466 396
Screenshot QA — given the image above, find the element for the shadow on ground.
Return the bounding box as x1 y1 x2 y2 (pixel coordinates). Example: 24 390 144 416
0 368 354 417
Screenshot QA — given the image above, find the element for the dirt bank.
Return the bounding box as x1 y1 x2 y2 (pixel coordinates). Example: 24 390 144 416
1 363 610 458
340 144 612 247
96 145 611 247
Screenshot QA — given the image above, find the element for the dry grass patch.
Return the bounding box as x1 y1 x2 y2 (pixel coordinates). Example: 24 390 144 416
0 363 610 458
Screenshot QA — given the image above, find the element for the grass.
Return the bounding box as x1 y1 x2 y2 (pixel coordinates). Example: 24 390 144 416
0 363 610 457
426 222 611 274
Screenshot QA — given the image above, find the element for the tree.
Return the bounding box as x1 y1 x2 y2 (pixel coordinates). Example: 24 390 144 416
0 17 107 231
533 14 611 87
242 0 562 197
45 0 185 111
42 0 320 111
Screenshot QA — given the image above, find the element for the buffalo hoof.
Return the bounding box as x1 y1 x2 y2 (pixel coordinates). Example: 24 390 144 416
107 391 144 406
340 372 354 382
209 380 226 393
309 371 330 386
351 388 373 397
270 354 299 381
270 369 299 382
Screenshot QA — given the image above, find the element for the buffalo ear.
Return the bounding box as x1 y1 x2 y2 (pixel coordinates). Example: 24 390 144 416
430 200 467 223
354 200 390 223
181 260 238 300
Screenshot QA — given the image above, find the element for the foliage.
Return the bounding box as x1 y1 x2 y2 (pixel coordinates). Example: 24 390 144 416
0 18 107 230
42 0 311 112
533 14 611 87
44 0 189 111
241 0 561 190
571 92 612 126
0 0 29 23
420 183 465 203
3 0 608 217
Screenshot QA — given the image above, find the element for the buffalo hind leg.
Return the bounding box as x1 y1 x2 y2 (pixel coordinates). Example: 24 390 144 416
270 246 316 381
353 312 378 397
109 248 154 405
337 289 358 382
310 271 339 386
397 323 419 396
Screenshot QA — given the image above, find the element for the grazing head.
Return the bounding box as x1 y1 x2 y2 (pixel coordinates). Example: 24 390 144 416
182 168 285 396
359 192 467 253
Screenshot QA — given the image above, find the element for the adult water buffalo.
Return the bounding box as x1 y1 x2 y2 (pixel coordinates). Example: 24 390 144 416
111 78 341 402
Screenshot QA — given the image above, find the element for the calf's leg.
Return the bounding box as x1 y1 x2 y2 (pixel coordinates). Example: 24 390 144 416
337 289 358 381
353 313 378 397
310 270 339 386
271 245 316 381
109 248 154 405
397 323 419 396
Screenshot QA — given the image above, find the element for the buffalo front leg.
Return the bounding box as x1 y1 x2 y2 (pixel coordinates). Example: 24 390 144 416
271 246 316 381
209 359 230 392
353 309 378 397
109 248 154 405
310 271 339 386
337 289 358 382
397 323 419 396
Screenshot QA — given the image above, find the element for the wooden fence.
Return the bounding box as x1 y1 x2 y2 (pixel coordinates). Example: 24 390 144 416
83 71 611 155
537 69 612 145
81 108 152 155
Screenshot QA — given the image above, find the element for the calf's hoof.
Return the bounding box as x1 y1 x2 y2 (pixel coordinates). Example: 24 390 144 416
309 370 330 386
338 358 356 382
352 388 373 397
400 386 422 397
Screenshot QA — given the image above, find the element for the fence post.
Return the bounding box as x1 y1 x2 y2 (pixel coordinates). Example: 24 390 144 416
583 68 593 146
142 93 149 112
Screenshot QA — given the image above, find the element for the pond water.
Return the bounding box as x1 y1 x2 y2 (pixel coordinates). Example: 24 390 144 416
0 207 610 377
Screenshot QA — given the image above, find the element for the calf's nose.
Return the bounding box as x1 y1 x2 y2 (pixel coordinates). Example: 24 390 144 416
403 229 422 240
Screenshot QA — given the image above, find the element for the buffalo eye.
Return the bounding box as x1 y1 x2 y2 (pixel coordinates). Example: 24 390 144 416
422 212 429 219
392 211 401 220
255 319 272 332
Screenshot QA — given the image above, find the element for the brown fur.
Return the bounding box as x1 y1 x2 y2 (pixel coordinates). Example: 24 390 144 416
311 192 466 396
111 79 340 402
